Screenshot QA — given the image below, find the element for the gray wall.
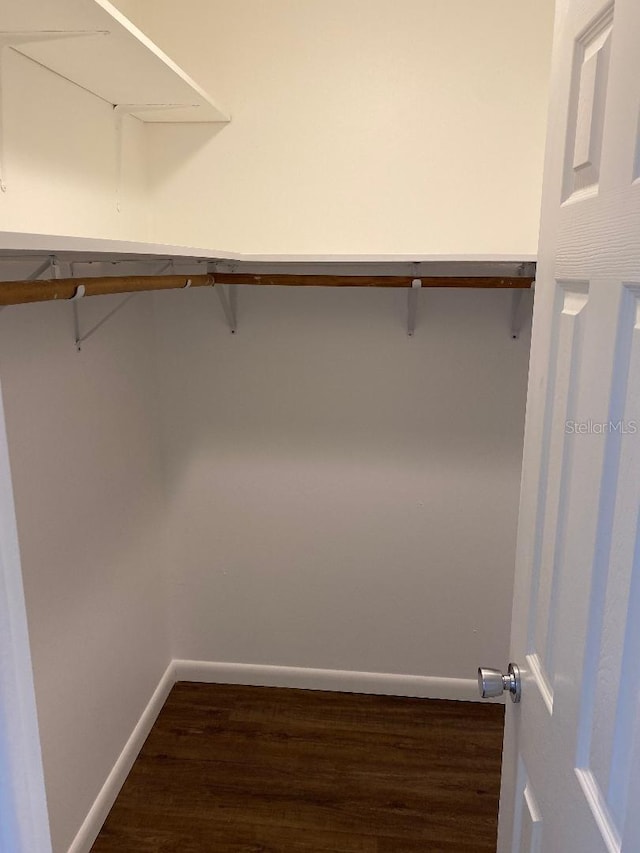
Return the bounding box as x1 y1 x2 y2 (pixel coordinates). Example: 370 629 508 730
155 285 530 678
0 293 169 852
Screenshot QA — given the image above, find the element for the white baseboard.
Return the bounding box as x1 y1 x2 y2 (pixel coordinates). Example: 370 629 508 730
173 659 491 702
67 661 176 853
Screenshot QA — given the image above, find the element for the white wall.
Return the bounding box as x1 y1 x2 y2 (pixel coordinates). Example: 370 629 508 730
0 47 149 242
155 285 530 681
116 0 554 255
0 1 554 255
0 289 169 853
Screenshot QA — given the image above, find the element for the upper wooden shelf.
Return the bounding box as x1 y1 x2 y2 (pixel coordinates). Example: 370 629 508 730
0 0 229 123
0 230 534 281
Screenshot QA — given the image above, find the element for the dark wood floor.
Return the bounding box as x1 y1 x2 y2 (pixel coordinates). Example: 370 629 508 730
91 683 504 853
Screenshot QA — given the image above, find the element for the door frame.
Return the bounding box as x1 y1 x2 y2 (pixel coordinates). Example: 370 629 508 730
0 378 52 852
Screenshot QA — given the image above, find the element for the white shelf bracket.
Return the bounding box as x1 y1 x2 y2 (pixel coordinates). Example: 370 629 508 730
114 104 194 212
71 260 177 351
407 278 422 336
73 291 136 352
0 31 108 192
57 260 86 352
215 280 237 334
27 254 57 281
511 287 532 339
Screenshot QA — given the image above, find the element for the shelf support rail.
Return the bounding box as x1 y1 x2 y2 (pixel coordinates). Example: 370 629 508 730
0 31 108 192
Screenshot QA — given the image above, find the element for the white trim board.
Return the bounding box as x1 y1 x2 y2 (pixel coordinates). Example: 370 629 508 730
67 658 501 853
173 659 499 703
0 229 537 266
67 662 175 853
0 382 52 853
0 230 233 261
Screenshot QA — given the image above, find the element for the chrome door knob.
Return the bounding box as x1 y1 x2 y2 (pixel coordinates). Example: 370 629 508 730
478 663 521 703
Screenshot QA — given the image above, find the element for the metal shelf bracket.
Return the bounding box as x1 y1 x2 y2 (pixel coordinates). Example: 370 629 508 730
407 278 421 336
511 286 534 340
73 290 136 352
215 281 237 333
71 261 192 350
27 254 57 281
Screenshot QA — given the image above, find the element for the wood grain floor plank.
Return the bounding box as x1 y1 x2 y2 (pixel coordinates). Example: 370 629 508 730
91 683 504 852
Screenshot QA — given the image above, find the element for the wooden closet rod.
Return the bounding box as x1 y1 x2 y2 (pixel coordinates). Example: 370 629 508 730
214 274 533 289
0 274 214 305
0 272 533 306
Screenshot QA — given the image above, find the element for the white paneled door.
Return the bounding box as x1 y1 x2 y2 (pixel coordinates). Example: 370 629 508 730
497 0 640 851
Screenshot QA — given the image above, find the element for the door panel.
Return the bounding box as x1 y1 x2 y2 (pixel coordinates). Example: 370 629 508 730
512 758 543 853
527 280 589 711
498 0 640 850
562 5 613 202
576 285 640 838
